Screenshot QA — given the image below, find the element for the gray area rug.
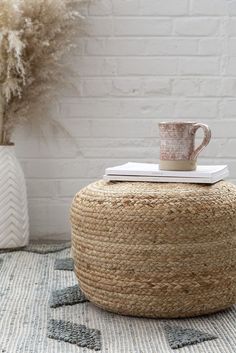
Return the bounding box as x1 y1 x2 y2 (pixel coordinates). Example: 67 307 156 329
54 257 74 271
164 325 217 349
0 243 235 352
48 319 101 350
49 284 88 308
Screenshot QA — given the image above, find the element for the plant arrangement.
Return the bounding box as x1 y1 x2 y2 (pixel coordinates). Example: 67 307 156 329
0 0 84 145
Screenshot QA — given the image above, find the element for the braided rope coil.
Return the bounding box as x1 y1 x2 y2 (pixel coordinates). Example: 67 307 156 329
71 180 236 318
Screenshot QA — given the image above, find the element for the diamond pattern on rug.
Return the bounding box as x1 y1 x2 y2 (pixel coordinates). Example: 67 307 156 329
48 319 101 351
49 284 88 308
54 258 74 271
0 258 3 268
164 324 217 349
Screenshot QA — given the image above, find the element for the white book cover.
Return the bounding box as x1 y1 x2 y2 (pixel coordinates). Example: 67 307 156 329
103 168 229 184
105 162 228 179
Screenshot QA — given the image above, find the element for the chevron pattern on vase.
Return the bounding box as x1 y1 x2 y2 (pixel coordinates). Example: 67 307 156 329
0 146 29 248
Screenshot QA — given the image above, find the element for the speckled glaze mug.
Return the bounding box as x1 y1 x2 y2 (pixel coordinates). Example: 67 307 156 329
159 121 211 171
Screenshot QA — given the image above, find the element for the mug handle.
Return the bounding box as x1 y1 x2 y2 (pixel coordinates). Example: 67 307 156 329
190 123 211 160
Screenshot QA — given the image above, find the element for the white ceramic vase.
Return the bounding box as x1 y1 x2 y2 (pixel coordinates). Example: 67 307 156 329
0 145 29 248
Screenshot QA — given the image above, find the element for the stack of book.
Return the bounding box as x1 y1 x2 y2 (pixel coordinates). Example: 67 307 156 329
104 162 229 184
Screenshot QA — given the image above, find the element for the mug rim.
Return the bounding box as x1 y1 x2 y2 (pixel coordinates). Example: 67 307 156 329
159 121 195 125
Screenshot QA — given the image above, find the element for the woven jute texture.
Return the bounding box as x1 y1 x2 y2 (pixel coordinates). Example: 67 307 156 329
71 180 236 318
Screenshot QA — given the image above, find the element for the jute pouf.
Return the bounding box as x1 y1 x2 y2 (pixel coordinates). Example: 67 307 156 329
70 180 236 318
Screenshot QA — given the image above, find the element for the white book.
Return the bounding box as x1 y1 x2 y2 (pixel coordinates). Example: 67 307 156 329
104 162 229 184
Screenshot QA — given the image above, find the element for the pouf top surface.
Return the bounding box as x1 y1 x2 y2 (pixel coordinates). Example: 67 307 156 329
78 179 236 199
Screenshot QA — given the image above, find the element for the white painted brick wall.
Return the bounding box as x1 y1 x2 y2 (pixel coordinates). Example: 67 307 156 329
14 0 236 239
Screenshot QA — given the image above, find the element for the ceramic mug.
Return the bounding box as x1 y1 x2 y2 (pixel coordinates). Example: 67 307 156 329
159 121 211 171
